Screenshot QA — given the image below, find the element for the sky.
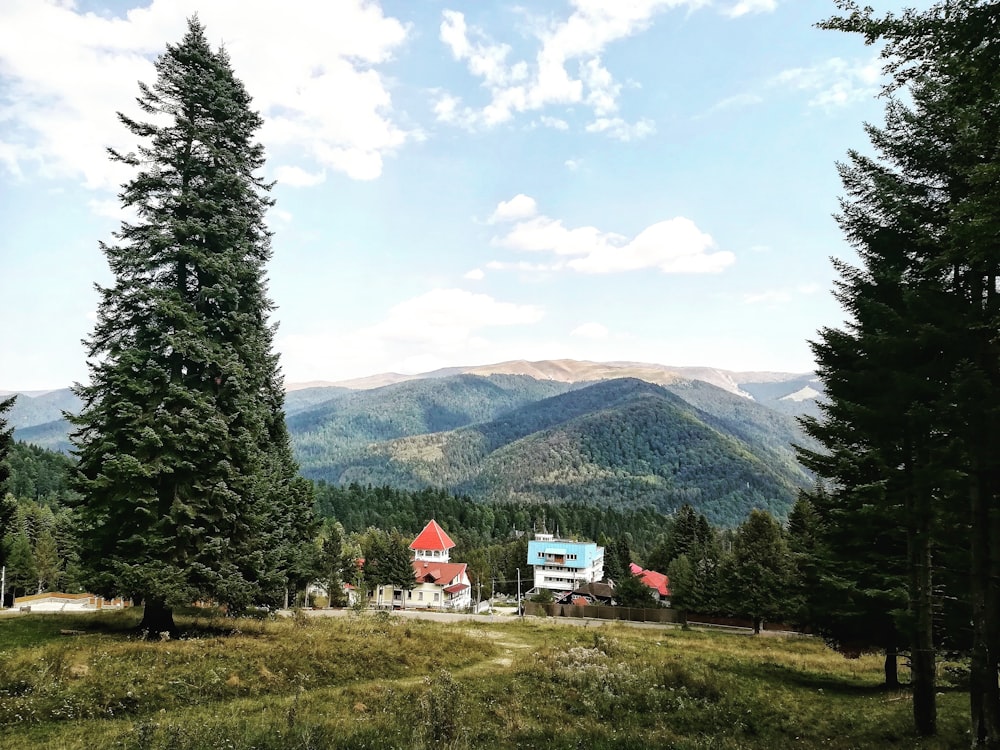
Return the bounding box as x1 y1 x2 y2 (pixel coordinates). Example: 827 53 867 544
0 0 934 392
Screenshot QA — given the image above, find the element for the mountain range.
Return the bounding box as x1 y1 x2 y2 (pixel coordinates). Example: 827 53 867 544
6 359 821 525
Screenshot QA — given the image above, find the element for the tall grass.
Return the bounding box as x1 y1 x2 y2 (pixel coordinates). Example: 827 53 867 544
0 610 969 749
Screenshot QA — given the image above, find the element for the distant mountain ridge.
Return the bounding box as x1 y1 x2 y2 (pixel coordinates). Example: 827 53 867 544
285 358 819 404
6 359 820 525
296 377 812 525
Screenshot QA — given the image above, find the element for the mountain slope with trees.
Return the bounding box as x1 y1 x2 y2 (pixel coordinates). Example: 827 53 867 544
290 374 578 471
302 378 808 526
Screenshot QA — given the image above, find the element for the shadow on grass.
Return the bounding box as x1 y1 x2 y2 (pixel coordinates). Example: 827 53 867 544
723 659 900 696
0 610 146 647
0 607 259 647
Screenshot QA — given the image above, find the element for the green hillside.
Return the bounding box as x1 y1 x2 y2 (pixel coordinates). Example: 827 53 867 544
302 378 809 526
290 374 577 471
283 385 351 416
12 418 73 453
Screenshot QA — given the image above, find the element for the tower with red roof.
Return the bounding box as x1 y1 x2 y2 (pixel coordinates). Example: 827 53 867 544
409 519 456 563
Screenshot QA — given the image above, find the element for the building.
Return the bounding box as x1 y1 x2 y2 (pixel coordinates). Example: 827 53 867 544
629 562 671 605
372 519 472 610
527 532 605 593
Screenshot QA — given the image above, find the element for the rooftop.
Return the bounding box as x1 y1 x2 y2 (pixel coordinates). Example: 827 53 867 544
409 519 456 552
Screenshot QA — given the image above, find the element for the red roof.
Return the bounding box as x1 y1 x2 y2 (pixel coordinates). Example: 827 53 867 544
444 583 469 595
571 596 590 606
411 560 467 585
630 562 670 597
409 519 456 552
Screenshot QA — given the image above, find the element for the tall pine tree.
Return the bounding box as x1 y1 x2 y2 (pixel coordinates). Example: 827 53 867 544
808 0 1000 740
69 17 314 634
0 395 15 572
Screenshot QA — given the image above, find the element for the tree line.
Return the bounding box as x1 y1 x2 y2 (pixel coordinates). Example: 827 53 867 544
795 1 1000 743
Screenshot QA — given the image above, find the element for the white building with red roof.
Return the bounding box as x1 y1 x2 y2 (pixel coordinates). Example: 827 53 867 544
373 520 472 610
629 562 671 605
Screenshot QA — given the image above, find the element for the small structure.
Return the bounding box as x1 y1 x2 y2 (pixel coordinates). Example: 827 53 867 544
557 581 616 606
527 531 604 594
629 562 671 605
372 520 472 610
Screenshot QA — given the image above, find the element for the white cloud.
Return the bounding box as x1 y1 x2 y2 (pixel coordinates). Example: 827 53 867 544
274 165 326 188
464 268 485 281
584 117 656 141
564 158 582 170
490 195 733 275
485 260 559 273
744 283 821 305
772 57 881 109
0 0 411 190
571 322 609 339
277 288 545 381
490 194 538 223
701 92 763 116
435 2 699 134
539 115 570 131
726 0 778 18
87 198 123 220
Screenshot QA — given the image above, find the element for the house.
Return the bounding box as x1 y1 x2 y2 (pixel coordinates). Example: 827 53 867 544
527 531 604 593
556 581 616 606
371 520 472 610
629 562 671 605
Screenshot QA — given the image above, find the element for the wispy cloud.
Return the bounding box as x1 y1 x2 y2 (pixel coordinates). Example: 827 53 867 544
278 288 545 381
571 322 610 339
725 0 778 18
0 0 411 189
434 1 699 137
275 166 326 188
771 57 881 109
488 195 733 274
744 283 821 305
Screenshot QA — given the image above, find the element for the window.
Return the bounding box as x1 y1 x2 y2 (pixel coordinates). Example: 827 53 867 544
434 593 440 602
418 592 424 601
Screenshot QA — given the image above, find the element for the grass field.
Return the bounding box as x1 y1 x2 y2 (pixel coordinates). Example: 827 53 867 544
0 609 969 749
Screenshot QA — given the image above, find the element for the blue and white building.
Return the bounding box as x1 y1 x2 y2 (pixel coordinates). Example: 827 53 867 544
527 532 605 592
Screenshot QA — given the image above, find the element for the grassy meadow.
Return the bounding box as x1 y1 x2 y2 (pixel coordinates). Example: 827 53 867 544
0 609 969 749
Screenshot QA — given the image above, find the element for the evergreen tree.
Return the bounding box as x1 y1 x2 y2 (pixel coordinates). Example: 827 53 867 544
0 396 14 569
68 17 314 634
33 528 61 594
666 554 695 627
0 396 13 492
384 530 417 607
719 509 793 634
6 533 36 600
613 569 655 608
316 521 345 607
807 0 1000 738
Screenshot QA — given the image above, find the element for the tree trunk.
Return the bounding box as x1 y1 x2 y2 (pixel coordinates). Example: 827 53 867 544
138 598 176 637
971 464 1000 748
753 616 762 635
884 645 900 689
908 483 936 736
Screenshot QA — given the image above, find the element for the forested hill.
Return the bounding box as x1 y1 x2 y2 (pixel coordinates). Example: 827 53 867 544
289 374 578 469
296 376 811 526
8 370 814 526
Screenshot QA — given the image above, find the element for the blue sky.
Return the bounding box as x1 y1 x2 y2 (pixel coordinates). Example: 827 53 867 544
0 0 931 391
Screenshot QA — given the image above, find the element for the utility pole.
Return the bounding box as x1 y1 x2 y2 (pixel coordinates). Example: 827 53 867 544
1 565 5 609
517 568 523 619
